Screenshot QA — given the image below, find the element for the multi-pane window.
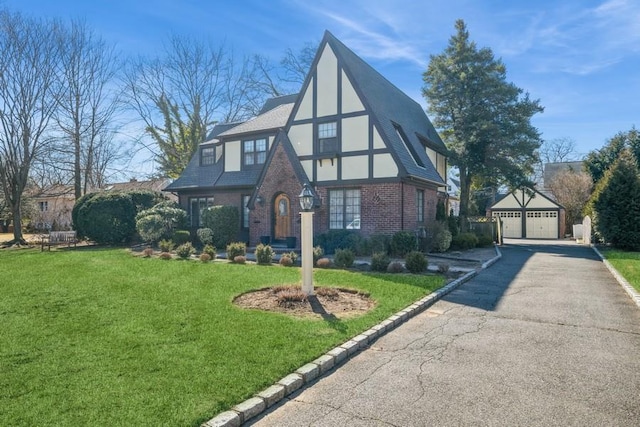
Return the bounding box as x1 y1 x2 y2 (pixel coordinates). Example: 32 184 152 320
201 146 216 165
318 122 337 154
243 138 267 166
39 201 48 212
242 195 250 229
329 189 361 230
416 190 424 222
190 197 215 227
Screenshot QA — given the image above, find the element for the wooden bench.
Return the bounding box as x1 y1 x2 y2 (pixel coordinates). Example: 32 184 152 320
41 231 78 251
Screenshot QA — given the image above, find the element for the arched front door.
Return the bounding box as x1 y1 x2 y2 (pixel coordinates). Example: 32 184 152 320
274 194 291 241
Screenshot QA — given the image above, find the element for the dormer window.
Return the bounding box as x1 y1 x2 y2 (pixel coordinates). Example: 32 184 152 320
201 146 216 165
243 138 267 166
393 122 425 168
317 121 337 154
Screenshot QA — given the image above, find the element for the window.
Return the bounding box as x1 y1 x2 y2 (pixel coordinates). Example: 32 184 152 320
317 121 337 154
189 197 215 227
201 146 216 165
416 190 424 222
39 201 48 212
243 138 267 166
393 123 425 168
242 195 250 229
329 189 361 230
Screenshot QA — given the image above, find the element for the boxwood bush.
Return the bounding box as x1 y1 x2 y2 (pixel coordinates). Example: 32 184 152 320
390 231 417 257
202 205 239 248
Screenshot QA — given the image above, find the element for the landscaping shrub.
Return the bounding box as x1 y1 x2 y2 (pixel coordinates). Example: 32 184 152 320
477 234 494 247
201 205 239 248
255 244 275 265
159 239 174 252
386 261 404 273
175 242 195 259
196 228 214 246
370 251 390 272
142 247 154 258
274 287 307 306
390 231 416 257
159 252 172 260
135 214 165 243
313 245 324 266
428 221 452 253
128 190 166 212
314 229 359 254
285 251 298 264
438 263 450 274
369 233 391 254
135 202 188 243
172 230 191 246
316 258 331 268
226 242 246 260
334 248 355 269
315 286 339 300
202 244 217 259
73 192 136 245
451 232 478 250
233 255 246 264
405 251 428 274
448 211 460 237
279 255 293 267
199 253 212 262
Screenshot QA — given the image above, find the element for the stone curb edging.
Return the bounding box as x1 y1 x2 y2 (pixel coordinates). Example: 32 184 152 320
592 246 640 308
202 245 503 427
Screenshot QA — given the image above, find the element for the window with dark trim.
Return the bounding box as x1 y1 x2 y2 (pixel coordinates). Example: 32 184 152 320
317 121 337 154
243 138 267 166
201 146 216 165
189 197 214 227
329 189 361 230
242 195 250 229
416 190 424 222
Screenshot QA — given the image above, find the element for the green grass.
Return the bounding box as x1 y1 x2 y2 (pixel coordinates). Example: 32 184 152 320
0 248 445 426
601 249 640 292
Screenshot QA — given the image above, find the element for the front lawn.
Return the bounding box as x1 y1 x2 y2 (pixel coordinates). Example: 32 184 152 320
601 249 640 292
0 248 445 426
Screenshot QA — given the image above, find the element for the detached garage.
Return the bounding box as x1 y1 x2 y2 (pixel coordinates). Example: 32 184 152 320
489 188 565 239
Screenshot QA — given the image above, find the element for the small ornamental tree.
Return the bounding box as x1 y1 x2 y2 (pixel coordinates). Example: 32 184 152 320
135 202 187 243
591 150 640 250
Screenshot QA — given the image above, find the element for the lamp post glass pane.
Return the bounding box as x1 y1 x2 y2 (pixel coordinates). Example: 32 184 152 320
299 184 314 211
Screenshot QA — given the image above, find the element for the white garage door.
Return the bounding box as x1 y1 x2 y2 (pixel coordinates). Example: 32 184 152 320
526 211 558 239
493 211 522 238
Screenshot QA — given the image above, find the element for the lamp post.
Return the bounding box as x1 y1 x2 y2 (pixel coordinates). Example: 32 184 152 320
298 183 315 296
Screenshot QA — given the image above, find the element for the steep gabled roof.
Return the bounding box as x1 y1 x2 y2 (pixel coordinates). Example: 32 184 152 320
248 129 310 208
259 94 298 114
218 103 294 138
290 31 447 186
164 98 296 192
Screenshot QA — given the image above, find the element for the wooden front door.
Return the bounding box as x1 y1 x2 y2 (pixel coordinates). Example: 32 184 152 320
274 194 291 240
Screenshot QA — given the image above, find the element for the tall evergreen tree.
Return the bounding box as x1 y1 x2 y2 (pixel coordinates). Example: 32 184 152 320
584 127 640 184
591 150 640 250
423 20 543 228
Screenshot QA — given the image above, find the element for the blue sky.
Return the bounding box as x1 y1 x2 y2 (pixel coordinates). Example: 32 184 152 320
4 0 640 160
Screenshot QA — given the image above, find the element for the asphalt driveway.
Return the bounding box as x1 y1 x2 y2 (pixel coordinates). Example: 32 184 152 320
250 240 640 426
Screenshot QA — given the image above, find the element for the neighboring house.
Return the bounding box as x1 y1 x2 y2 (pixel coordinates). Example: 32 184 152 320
165 31 449 247
30 178 175 232
31 184 75 231
104 178 176 201
488 187 565 239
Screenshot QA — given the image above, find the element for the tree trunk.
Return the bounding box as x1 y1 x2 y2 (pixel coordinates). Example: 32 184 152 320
11 200 26 245
458 167 472 232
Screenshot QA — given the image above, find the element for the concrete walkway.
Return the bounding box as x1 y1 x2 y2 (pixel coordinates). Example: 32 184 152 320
249 240 640 426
